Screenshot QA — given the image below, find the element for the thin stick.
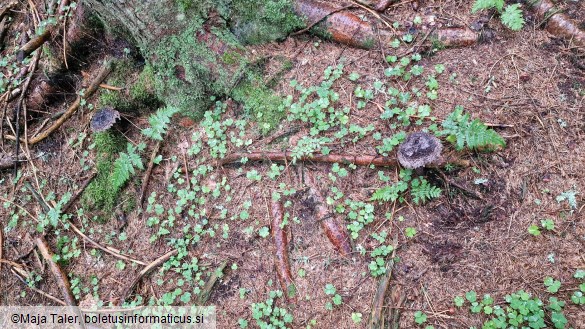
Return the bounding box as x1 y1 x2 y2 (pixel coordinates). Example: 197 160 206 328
139 140 162 206
35 236 77 306
12 269 67 305
119 249 178 303
68 221 147 266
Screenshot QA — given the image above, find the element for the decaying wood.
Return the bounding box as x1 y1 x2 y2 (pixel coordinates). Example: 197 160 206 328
35 236 77 306
271 200 296 299
369 235 398 328
306 173 353 257
530 0 585 47
221 151 469 168
139 140 162 207
120 249 178 304
197 260 228 305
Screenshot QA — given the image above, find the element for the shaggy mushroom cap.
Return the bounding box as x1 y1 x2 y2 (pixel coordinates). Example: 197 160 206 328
90 107 120 132
397 132 443 169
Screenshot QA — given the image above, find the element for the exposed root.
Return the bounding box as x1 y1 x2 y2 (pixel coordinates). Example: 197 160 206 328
306 173 353 257
139 140 162 207
294 0 390 49
530 0 585 48
271 200 296 300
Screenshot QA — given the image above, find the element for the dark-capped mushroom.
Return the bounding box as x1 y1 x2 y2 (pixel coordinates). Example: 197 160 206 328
397 132 442 174
90 107 120 132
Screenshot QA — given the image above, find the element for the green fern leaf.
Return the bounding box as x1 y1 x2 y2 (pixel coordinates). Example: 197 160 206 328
439 106 506 150
142 106 180 140
111 144 144 189
501 4 524 31
410 178 441 204
472 0 504 13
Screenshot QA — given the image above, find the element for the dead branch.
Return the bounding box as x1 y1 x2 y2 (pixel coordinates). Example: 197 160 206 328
119 249 178 304
306 173 352 257
139 140 162 207
271 200 296 300
530 0 585 47
221 151 469 168
35 236 77 306
197 260 228 305
434 27 479 48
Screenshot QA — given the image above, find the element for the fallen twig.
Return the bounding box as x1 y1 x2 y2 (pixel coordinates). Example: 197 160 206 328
197 260 228 305
271 200 296 300
306 173 353 257
139 141 162 207
12 268 67 305
35 236 77 306
530 0 585 47
119 249 178 304
221 151 469 168
68 221 147 266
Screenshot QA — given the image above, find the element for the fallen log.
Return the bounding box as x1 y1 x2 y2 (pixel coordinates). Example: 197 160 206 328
306 173 353 257
530 0 585 47
271 200 296 300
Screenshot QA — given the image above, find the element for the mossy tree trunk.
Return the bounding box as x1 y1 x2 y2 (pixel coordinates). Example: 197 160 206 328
84 0 302 120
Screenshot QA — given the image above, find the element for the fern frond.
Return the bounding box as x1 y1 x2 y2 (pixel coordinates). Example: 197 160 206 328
371 181 408 202
142 106 180 140
439 106 506 150
501 4 525 31
111 143 144 189
472 0 504 13
410 178 441 204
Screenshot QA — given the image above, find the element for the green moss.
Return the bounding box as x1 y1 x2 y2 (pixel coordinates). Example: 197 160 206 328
232 76 285 135
82 131 127 220
98 61 161 115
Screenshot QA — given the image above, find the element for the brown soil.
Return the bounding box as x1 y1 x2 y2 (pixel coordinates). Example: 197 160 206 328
1 1 584 328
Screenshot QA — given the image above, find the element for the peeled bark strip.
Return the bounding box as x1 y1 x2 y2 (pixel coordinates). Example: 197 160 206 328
530 0 585 47
294 0 390 49
271 200 296 300
306 174 353 257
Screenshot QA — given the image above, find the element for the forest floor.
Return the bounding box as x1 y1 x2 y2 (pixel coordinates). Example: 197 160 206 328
1 0 584 328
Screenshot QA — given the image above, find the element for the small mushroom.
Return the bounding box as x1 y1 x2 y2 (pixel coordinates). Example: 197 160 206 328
397 132 443 175
90 107 120 132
